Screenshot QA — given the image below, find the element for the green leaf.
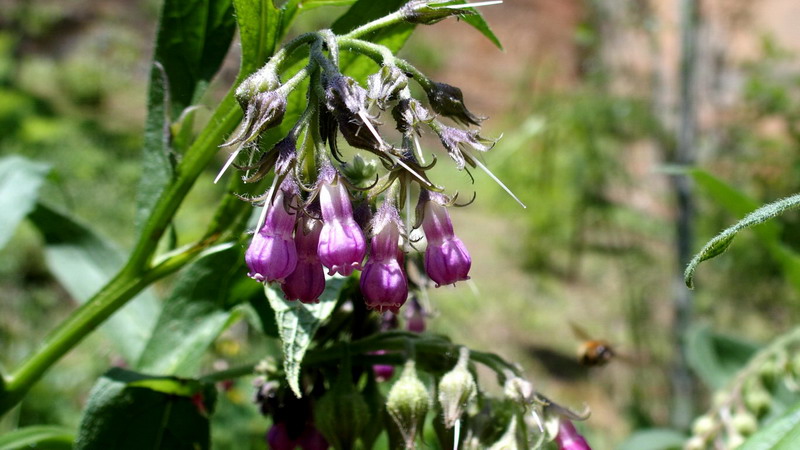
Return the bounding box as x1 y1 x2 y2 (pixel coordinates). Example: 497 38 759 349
685 325 759 389
0 156 50 250
75 368 215 450
332 0 415 82
0 426 74 450
234 0 300 75
740 400 800 450
267 275 348 397
617 428 685 450
298 0 356 9
136 244 245 377
684 190 800 289
136 0 237 230
461 10 503 50
27 203 159 362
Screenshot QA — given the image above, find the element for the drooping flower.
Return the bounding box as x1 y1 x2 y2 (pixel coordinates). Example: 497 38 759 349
432 123 494 170
367 65 408 110
317 166 367 276
224 90 287 148
245 182 298 283
425 81 484 126
360 202 408 312
555 419 592 450
404 297 426 333
282 217 326 304
419 191 471 287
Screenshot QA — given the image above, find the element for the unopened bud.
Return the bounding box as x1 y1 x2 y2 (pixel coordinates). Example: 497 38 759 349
314 368 369 450
367 65 408 109
488 415 519 450
503 374 534 405
341 155 378 187
727 431 745 449
691 414 716 437
224 91 287 148
438 347 477 428
401 0 476 25
235 64 281 107
685 436 707 450
386 360 430 448
744 380 772 417
425 82 484 126
731 411 758 436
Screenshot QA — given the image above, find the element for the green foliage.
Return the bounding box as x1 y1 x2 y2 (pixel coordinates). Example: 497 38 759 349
266 276 348 397
0 156 50 249
685 325 759 390
75 368 216 450
741 401 800 450
0 426 73 450
617 428 685 450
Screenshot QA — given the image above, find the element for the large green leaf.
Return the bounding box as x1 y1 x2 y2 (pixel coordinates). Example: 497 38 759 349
267 275 348 397
685 325 759 389
617 428 685 450
136 244 245 376
27 203 159 363
234 0 285 75
75 368 216 450
740 400 800 450
0 426 73 450
0 156 50 250
136 0 237 229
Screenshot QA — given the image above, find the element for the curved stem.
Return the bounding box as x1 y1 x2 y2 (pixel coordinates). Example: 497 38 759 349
342 10 407 39
337 37 434 91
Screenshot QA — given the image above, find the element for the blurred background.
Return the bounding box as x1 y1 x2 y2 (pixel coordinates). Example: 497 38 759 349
3 0 800 448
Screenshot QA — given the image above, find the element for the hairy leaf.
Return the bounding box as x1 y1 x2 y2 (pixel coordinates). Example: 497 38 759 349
75 368 215 450
685 325 759 389
27 203 159 362
136 0 237 230
0 426 73 450
136 244 245 376
684 191 800 289
740 400 800 450
267 276 347 397
0 156 50 250
461 10 503 50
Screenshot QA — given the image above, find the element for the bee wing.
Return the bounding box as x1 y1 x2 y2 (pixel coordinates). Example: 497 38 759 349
568 321 593 341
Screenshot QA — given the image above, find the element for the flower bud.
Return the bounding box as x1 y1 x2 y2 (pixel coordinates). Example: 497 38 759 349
367 65 408 109
433 124 494 171
314 369 369 450
341 155 378 188
225 90 287 147
438 347 477 428
727 431 745 449
691 414 716 437
685 436 707 450
235 64 280 107
744 380 772 417
371 350 395 382
503 375 534 405
386 360 431 449
732 411 758 436
425 82 484 126
401 0 475 25
488 415 519 450
404 297 426 333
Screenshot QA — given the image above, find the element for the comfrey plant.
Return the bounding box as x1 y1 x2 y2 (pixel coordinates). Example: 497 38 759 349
0 1 591 449
222 2 528 312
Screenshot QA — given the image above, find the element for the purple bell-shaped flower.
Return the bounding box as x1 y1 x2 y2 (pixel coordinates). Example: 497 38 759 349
419 191 471 287
360 202 408 313
317 166 367 276
282 217 326 304
246 185 298 283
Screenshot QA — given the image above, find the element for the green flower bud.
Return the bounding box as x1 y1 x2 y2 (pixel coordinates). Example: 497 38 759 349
503 374 534 406
386 360 431 449
438 347 477 429
727 431 745 449
691 414 717 437
314 367 369 450
235 64 281 108
685 436 707 450
744 380 772 417
425 82 484 126
401 0 476 25
731 411 758 436
488 415 519 450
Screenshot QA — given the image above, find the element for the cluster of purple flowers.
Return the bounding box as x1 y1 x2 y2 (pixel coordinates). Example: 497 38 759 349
221 14 514 314
244 166 471 312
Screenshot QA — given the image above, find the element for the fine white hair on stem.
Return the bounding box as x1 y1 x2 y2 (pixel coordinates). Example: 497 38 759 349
214 146 242 184
439 0 503 9
465 150 526 208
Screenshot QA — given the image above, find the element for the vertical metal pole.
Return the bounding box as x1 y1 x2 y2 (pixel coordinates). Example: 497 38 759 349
671 0 700 428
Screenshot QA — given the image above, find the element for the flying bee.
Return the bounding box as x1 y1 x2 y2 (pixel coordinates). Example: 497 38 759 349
570 322 616 367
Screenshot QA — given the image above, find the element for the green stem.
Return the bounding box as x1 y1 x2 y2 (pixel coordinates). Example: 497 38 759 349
336 37 433 91
342 10 406 39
